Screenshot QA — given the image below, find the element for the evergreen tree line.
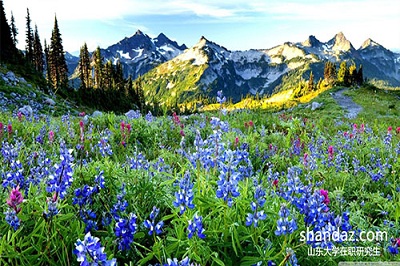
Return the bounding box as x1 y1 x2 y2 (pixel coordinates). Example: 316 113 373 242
76 45 146 113
293 61 364 98
323 61 363 87
1 2 145 114
0 2 67 92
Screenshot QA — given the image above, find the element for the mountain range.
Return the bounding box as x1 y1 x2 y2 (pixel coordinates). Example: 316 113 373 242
66 31 400 104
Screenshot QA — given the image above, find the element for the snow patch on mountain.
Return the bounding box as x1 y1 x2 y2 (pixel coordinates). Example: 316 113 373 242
237 67 263 80
176 47 208 66
117 50 131 60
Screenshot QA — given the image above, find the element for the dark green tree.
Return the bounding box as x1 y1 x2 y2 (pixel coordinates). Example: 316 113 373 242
133 76 146 112
33 24 44 73
10 11 18 46
307 71 315 91
78 42 91 89
48 15 68 91
357 65 364 85
102 60 114 90
0 1 19 63
93 46 103 88
25 8 34 63
114 60 124 89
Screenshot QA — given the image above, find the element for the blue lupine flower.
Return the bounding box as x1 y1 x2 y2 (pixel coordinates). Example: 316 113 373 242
115 213 137 251
129 152 150 170
145 111 154 122
79 209 98 233
163 256 192 266
246 178 267 227
4 209 20 230
275 204 297 236
97 131 113 157
46 141 74 199
216 150 242 207
285 248 298 266
44 199 59 219
187 213 206 239
111 184 129 220
2 160 25 189
216 90 226 104
173 171 195 215
74 232 116 266
144 206 164 236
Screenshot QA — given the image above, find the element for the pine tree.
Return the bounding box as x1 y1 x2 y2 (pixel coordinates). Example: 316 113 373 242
25 8 34 63
78 42 91 89
133 76 145 112
307 71 314 91
33 25 44 73
323 61 336 85
10 11 18 46
0 1 19 63
48 15 68 91
348 63 357 86
102 60 113 90
114 60 124 89
357 65 364 85
93 47 103 88
337 61 350 86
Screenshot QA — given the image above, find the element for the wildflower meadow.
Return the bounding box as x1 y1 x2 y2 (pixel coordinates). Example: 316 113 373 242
0 91 399 266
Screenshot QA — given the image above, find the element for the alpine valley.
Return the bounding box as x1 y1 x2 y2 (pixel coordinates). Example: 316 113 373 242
67 30 400 105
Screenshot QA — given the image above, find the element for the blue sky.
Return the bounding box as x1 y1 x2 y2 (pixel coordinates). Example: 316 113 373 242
4 0 400 54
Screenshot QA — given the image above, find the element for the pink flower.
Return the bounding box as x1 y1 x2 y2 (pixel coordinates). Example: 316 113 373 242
388 126 393 132
235 137 239 147
6 186 23 214
272 179 279 188
396 127 400 134
180 130 185 137
248 120 254 127
126 124 131 133
360 124 365 133
328 146 334 160
7 123 12 134
303 153 308 165
49 130 54 143
320 189 330 205
120 121 125 131
79 120 84 128
17 111 23 121
79 112 85 117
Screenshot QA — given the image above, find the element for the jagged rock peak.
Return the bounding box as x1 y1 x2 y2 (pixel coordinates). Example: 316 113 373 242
135 29 144 35
302 35 321 47
331 31 354 51
360 38 381 49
